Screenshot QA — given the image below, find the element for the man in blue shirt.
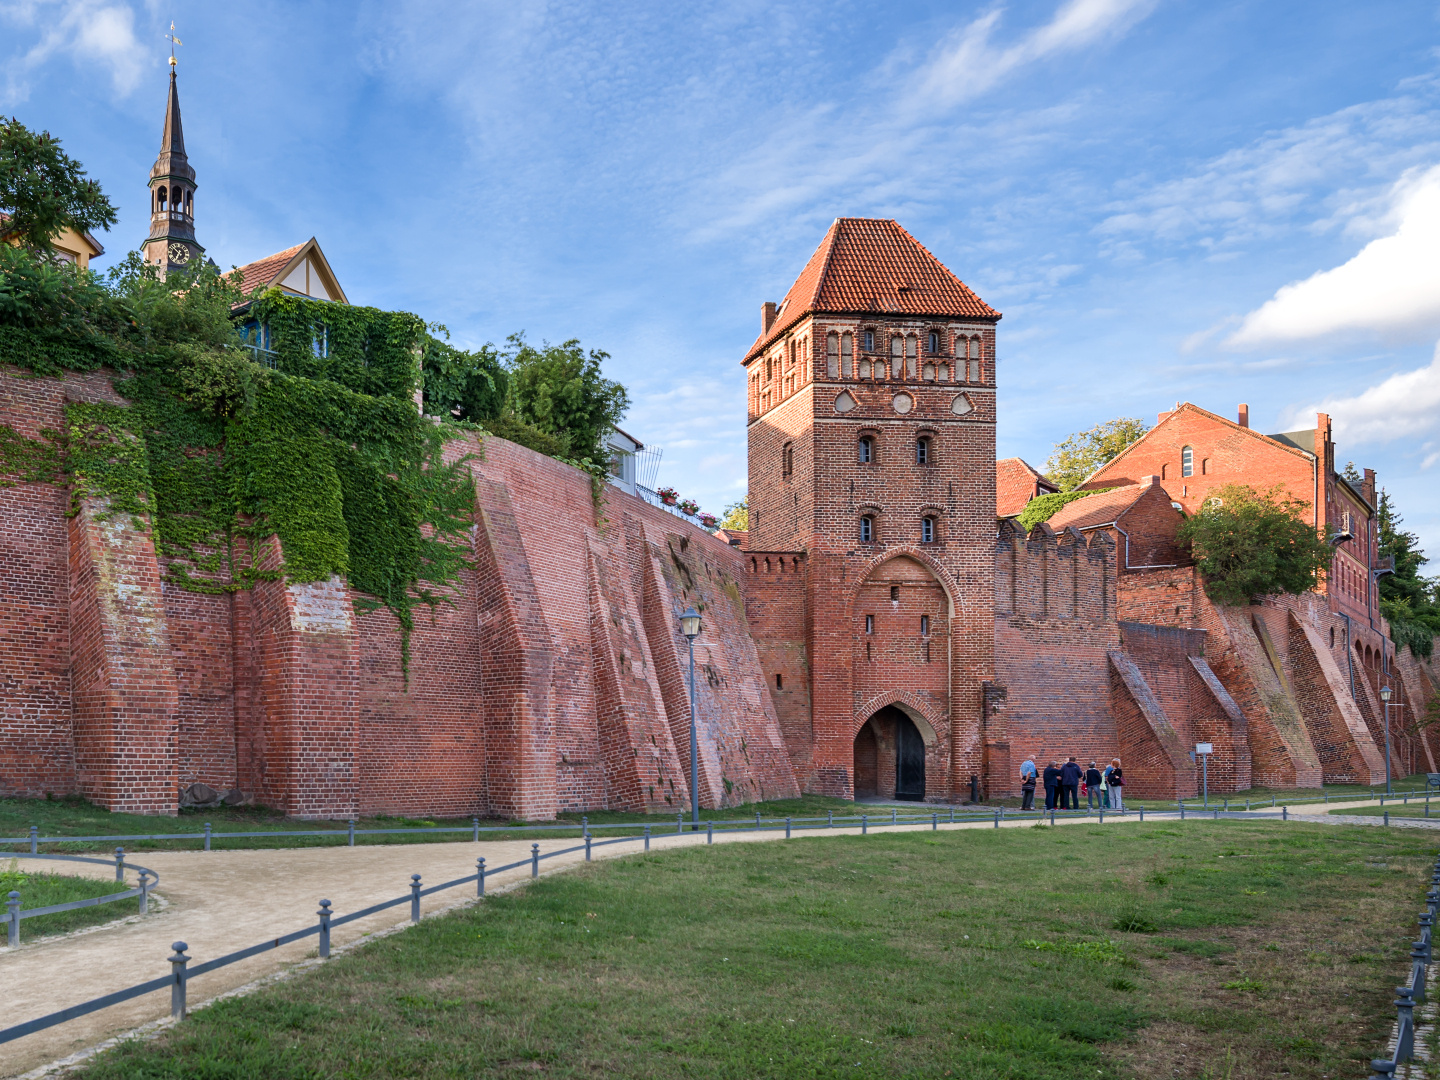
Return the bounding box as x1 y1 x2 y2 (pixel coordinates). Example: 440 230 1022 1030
1020 758 1037 810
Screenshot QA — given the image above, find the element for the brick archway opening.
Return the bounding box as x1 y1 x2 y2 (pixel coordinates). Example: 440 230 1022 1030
853 705 926 801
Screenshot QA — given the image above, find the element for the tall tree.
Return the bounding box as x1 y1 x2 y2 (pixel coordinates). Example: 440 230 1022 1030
1177 484 1334 606
0 118 116 254
1377 489 1440 658
504 333 629 464
719 498 748 531
1044 417 1148 491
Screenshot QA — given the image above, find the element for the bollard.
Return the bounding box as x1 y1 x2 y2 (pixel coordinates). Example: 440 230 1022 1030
1181 804 1186 821
1272 795 1276 807
993 810 999 829
410 875 422 923
1213 809 1218 821
1385 811 1390 827
473 817 480 843
138 870 151 915
1224 798 1229 811
1050 810 1055 826
644 825 650 852
582 816 588 839
1283 806 1289 822
707 821 713 845
204 822 212 852
677 813 682 835
318 900 332 959
933 813 938 831
6 891 19 948
28 825 37 855
585 834 592 862
348 820 356 847
531 843 540 878
1100 809 1105 824
827 811 833 829
169 941 190 1020
785 817 791 839
1395 986 1416 1062
477 858 486 897
862 815 868 835
758 811 763 830
1140 806 1145 822
114 847 125 883
892 808 897 825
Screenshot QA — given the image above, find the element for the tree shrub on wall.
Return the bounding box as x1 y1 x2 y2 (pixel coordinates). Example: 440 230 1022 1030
1376 489 1440 658
1043 417 1148 491
1177 484 1333 606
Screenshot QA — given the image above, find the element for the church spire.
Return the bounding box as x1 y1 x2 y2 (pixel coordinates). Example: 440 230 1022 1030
142 34 203 277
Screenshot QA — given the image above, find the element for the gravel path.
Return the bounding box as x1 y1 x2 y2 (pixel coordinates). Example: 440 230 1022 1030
0 796 1407 1077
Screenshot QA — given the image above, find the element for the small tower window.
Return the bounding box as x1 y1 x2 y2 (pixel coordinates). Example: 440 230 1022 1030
916 436 930 465
1181 445 1194 477
157 186 168 211
928 331 940 354
782 441 794 479
921 615 930 636
863 330 875 352
860 515 874 543
865 614 874 634
826 332 839 378
858 436 873 464
890 585 900 601
922 517 935 543
776 673 783 690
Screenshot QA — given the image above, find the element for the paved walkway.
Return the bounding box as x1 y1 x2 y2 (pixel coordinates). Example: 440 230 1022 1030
0 796 1420 1077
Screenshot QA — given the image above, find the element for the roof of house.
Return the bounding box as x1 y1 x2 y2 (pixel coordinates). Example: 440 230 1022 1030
714 528 748 549
234 243 305 295
744 218 1000 363
0 212 105 257
1045 484 1150 532
231 238 347 305
996 457 1058 518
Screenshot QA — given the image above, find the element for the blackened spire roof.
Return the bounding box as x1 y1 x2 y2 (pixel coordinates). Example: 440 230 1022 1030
150 70 196 186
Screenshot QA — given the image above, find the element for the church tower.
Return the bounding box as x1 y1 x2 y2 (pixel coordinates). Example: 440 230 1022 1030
141 57 204 276
741 218 1001 803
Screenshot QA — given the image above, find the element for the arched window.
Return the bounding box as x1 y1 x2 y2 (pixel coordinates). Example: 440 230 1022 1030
1181 446 1194 478
928 331 940 354
826 332 839 378
863 330 875 353
921 516 935 543
782 442 794 479
858 436 874 464
906 335 917 358
841 332 853 378
859 515 875 543
923 362 935 381
185 190 193 214
916 436 930 465
891 335 903 360
157 186 168 211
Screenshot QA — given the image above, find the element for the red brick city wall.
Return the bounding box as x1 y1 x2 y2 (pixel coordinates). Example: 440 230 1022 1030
742 552 813 783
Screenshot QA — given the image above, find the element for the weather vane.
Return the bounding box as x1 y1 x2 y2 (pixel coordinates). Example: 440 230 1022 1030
165 21 182 68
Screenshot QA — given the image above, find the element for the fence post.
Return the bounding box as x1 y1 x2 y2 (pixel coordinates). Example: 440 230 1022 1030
993 810 999 829
1100 808 1105 824
114 847 125 883
891 808 897 825
677 814 682 835
862 815 868 835
477 858 486 897
757 811 762 830
6 891 18 948
1050 810 1055 826
531 843 540 878
932 813 938 831
827 811 832 829
1283 806 1289 822
1213 809 1218 821
582 816 588 839
1411 942 1428 1003
473 817 480 843
1140 806 1145 821
644 826 650 852
204 822 212 852
318 900 331 959
1419 913 1433 961
138 870 151 915
1180 802 1185 821
707 822 713 845
1396 985 1417 1062
585 834 592 862
785 817 791 840
169 941 190 1021
1385 811 1389 827
410 875 422 922
28 825 37 855
348 820 356 847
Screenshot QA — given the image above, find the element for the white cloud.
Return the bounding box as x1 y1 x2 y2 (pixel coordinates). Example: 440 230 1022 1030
1226 165 1440 348
1286 344 1440 449
1 0 145 105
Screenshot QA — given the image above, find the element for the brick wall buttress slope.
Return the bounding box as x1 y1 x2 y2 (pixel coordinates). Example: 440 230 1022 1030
1286 612 1384 784
585 539 687 811
1107 649 1194 799
1189 657 1253 791
67 496 180 813
470 476 556 820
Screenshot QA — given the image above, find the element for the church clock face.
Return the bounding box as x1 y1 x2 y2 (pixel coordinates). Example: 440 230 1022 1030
167 242 190 265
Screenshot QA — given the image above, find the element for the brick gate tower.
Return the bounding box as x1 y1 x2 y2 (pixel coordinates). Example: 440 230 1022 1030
742 218 1000 802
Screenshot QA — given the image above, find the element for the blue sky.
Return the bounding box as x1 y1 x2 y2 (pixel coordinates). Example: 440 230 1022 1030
4 0 1439 561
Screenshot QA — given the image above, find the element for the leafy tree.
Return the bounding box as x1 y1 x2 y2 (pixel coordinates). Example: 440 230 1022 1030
1044 417 1148 491
1377 489 1440 658
719 498 748 531
0 118 117 253
1176 484 1334 606
504 333 629 464
422 328 508 424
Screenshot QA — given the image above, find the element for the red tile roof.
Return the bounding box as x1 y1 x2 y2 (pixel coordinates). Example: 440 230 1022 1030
744 218 1000 362
997 457 1058 517
233 243 303 295
1046 485 1147 532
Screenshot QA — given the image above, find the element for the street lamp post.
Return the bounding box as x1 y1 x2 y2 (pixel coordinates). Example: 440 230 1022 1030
679 606 703 829
1381 685 1393 795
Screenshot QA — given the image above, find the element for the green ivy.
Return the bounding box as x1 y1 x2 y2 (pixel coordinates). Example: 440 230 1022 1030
1015 488 1116 533
62 400 153 528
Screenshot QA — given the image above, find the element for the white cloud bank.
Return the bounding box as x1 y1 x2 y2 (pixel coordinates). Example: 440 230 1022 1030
1292 345 1440 451
2 0 146 106
1227 164 1440 348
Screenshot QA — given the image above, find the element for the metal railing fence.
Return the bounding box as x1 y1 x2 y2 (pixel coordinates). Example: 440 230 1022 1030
1367 850 1438 1078
6 851 159 948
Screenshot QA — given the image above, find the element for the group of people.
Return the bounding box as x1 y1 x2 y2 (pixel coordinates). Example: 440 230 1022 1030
1018 756 1124 812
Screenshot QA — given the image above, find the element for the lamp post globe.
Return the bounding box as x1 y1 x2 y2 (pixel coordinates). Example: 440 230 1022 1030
678 607 702 827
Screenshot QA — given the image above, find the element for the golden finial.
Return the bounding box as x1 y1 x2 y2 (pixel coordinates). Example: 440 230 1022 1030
165 21 183 68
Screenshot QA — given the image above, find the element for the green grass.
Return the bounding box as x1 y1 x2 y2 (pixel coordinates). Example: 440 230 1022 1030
0 859 138 938
1328 800 1440 819
73 822 1432 1079
990 773 1434 812
0 793 882 855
